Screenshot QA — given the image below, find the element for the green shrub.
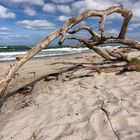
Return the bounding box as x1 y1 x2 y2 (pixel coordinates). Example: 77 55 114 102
129 57 140 65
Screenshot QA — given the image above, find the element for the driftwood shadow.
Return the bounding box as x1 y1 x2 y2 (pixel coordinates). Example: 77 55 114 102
0 61 126 111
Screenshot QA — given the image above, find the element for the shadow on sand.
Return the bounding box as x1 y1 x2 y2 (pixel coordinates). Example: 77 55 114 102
0 61 126 111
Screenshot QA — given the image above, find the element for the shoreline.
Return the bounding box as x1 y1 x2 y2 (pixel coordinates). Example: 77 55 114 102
0 45 122 62
0 51 93 63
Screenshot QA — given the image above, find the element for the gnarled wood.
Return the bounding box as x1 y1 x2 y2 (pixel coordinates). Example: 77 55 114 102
59 6 132 45
0 29 61 98
0 6 139 98
66 36 130 62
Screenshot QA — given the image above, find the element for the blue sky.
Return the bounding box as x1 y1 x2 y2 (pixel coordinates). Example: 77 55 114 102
0 0 140 46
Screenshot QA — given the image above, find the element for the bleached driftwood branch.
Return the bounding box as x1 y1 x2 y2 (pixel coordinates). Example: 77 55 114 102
0 6 140 98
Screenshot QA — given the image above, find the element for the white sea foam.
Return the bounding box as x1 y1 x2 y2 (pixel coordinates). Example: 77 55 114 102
0 51 26 56
0 47 90 61
0 46 8 49
0 46 121 61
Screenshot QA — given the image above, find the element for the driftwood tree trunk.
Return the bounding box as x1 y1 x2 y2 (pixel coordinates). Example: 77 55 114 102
0 6 140 98
0 30 61 98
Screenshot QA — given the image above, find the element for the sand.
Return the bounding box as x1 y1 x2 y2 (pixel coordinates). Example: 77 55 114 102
0 51 140 140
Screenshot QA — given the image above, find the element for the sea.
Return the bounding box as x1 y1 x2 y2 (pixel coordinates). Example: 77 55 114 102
0 44 120 61
0 45 91 61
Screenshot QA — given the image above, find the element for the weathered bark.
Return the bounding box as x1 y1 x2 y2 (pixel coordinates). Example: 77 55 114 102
59 6 133 45
0 29 61 98
0 6 139 98
66 34 130 62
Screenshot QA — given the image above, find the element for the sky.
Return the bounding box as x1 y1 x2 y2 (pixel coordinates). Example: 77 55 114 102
0 0 140 46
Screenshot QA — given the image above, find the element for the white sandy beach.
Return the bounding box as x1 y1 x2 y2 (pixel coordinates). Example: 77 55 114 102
0 51 140 140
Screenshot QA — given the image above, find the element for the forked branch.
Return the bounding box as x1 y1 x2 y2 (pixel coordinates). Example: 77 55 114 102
0 6 139 98
59 6 133 45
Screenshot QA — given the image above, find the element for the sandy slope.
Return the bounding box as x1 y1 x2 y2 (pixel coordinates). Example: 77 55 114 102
0 52 140 140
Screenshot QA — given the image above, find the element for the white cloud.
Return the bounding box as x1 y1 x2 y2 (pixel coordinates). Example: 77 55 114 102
0 27 11 35
43 3 56 13
130 4 140 21
131 23 140 28
107 13 122 20
105 28 119 37
127 31 140 41
5 0 44 5
0 5 16 19
57 15 70 22
111 0 140 22
71 1 84 9
71 1 86 14
0 27 10 31
57 5 71 15
71 0 140 18
24 7 36 16
12 34 30 39
17 20 55 30
128 22 140 31
0 34 30 41
71 0 116 15
43 4 71 15
71 0 140 22
108 29 119 34
52 0 74 3
85 0 114 10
